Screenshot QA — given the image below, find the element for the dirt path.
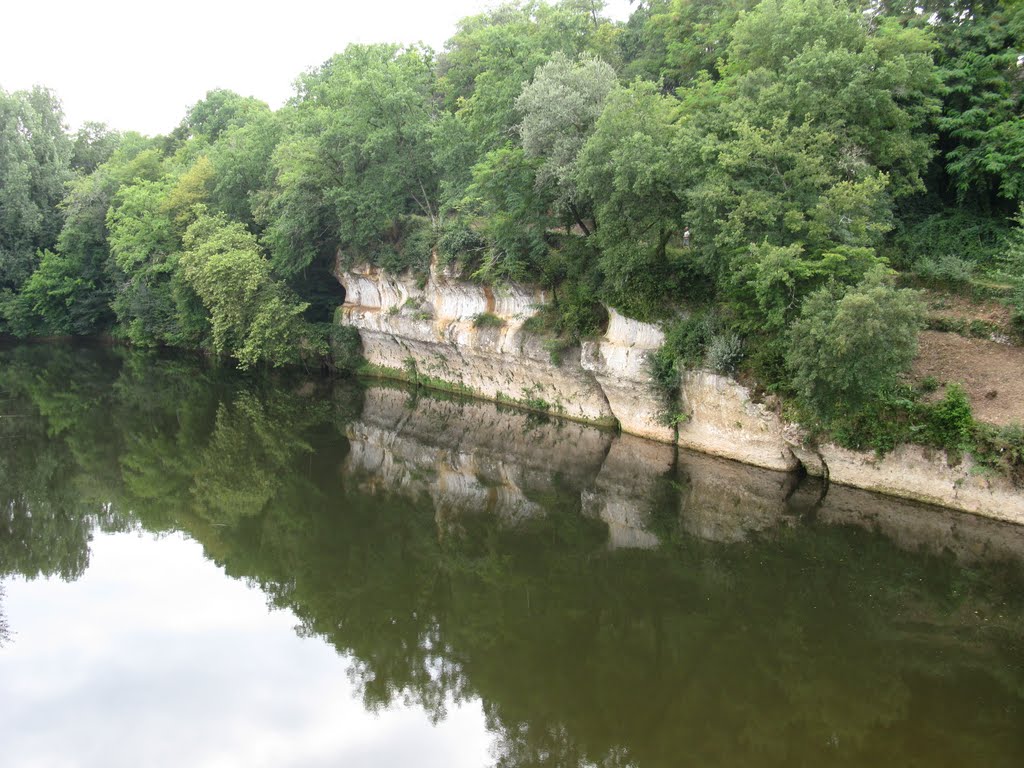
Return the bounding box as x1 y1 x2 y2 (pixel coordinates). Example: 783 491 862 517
912 330 1024 427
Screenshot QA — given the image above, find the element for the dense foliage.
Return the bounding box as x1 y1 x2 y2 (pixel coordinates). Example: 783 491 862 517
1 0 1022 432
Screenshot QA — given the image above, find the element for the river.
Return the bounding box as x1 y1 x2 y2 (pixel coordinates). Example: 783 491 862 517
1 341 1022 767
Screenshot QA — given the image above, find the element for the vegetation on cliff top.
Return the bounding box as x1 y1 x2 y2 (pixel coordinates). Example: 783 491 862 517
0 0 1022 454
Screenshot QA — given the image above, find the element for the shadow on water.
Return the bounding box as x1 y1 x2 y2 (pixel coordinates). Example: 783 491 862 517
2 341 1023 767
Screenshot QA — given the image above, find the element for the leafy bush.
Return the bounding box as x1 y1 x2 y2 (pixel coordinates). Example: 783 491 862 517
887 209 1009 273
787 271 925 424
925 384 974 452
826 386 918 455
925 316 1004 340
371 216 434 276
913 253 976 286
973 423 1024 486
1004 208 1024 335
436 219 487 270
472 312 504 328
705 332 744 374
1012 285 1024 336
651 312 714 395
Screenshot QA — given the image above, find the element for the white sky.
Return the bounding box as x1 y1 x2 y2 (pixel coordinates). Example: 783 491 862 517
1 0 634 137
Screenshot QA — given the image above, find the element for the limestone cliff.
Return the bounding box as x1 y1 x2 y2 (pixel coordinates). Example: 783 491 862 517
336 260 1023 523
337 260 795 471
338 261 615 425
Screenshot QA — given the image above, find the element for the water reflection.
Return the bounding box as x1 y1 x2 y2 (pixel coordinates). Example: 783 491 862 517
1 342 1023 767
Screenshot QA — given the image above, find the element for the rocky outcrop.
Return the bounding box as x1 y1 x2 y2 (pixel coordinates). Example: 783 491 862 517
338 261 795 471
338 262 615 425
336 261 1024 523
817 442 1024 526
677 372 798 472
581 309 673 443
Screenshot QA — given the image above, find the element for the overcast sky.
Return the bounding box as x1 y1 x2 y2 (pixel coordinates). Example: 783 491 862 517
1 0 634 137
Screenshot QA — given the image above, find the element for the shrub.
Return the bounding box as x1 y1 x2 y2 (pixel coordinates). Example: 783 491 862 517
436 219 487 270
651 312 714 395
705 332 744 374
787 271 925 424
472 312 504 328
1012 285 1024 337
973 423 1024 486
827 388 917 455
925 383 974 452
913 253 975 286
887 209 1009 273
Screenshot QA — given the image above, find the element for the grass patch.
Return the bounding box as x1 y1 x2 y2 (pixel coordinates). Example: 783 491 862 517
472 312 505 328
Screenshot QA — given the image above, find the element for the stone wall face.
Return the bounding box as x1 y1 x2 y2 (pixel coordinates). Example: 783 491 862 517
338 262 615 425
336 260 1023 522
816 442 1024 526
677 371 799 472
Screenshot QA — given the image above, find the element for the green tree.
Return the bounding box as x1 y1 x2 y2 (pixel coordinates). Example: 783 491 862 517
207 109 283 231
181 213 322 368
264 44 440 277
105 156 212 347
671 0 938 350
516 53 618 233
45 136 165 335
620 0 758 89
934 0 1024 207
0 86 74 322
462 146 552 280
787 270 925 423
576 80 688 313
440 1 619 156
70 121 122 175
179 89 271 143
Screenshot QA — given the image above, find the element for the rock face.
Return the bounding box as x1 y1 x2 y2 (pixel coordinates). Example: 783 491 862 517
677 371 798 472
817 443 1024 526
338 261 795 471
581 309 673 443
336 261 1024 522
338 262 615 425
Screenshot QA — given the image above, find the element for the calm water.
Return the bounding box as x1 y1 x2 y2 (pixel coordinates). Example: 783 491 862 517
1 341 1023 767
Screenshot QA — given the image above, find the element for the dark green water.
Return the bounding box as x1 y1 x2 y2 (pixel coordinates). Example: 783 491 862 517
1 342 1023 767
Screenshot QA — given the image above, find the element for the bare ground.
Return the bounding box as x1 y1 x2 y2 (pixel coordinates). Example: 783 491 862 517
912 330 1024 427
922 289 1016 333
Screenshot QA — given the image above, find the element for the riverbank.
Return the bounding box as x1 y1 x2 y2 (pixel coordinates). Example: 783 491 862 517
337 259 1024 525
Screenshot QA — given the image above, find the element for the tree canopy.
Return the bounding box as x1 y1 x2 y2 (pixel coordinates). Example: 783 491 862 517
0 0 1018 422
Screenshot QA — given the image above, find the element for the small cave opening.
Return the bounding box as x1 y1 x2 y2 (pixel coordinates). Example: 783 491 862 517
295 260 346 322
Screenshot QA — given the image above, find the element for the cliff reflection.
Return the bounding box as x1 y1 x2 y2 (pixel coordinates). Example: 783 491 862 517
2 342 1024 767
